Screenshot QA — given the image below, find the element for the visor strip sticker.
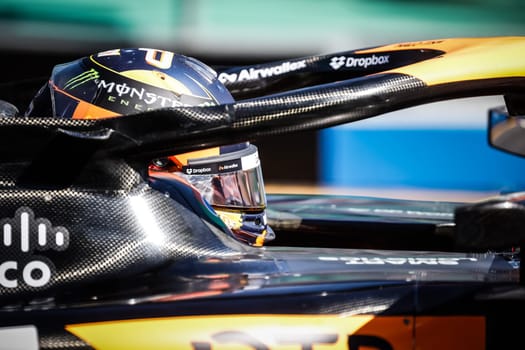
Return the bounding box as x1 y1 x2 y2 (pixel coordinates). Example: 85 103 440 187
182 151 260 175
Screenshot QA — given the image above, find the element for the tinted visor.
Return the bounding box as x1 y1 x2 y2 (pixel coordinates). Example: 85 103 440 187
179 144 267 210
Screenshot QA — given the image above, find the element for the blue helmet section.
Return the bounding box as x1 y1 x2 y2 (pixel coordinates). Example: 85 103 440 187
25 48 234 118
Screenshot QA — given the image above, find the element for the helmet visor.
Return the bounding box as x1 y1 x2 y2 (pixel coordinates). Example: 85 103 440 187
179 144 267 210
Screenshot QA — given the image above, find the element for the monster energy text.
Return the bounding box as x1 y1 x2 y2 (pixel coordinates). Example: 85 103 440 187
97 79 210 109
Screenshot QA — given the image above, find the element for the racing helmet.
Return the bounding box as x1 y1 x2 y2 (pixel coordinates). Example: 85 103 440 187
24 48 275 246
25 48 233 118
150 142 275 246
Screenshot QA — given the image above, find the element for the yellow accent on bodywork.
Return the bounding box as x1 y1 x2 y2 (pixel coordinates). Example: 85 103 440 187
65 314 484 350
361 36 525 85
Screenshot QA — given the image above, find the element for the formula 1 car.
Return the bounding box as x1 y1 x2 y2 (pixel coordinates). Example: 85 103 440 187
0 37 525 350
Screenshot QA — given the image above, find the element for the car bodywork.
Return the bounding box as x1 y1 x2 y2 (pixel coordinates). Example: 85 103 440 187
0 37 524 349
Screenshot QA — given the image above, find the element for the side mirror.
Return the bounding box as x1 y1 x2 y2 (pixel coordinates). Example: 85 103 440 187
488 106 525 157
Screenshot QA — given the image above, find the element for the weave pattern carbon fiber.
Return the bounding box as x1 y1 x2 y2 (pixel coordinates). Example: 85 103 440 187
0 161 241 300
40 332 93 350
232 74 426 136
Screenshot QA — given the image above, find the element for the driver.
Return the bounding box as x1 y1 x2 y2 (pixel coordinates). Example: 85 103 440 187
23 47 275 247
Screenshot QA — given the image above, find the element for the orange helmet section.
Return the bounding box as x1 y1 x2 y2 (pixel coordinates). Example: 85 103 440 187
167 147 221 170
50 82 120 120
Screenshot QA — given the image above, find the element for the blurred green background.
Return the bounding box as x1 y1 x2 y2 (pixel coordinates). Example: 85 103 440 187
0 0 523 194
0 0 523 57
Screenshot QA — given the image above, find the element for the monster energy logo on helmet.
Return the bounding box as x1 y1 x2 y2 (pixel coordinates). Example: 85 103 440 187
95 78 215 108
62 66 215 110
63 69 100 90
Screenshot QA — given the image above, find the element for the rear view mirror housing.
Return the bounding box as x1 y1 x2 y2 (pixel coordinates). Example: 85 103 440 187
488 106 525 157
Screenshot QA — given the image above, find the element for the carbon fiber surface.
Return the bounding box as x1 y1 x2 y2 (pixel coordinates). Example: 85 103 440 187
0 159 242 301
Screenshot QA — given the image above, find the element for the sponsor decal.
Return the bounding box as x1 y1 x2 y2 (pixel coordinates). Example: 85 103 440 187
97 79 214 108
62 62 215 112
183 160 241 176
66 315 484 350
329 54 390 70
182 148 259 175
183 166 213 175
318 256 478 265
0 207 69 289
218 162 240 172
64 69 100 90
218 60 307 84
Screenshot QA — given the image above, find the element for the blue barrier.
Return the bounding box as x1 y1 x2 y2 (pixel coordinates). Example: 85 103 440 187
319 97 525 193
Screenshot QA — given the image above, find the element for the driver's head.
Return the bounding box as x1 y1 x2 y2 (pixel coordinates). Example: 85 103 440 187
24 48 275 246
149 142 275 246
